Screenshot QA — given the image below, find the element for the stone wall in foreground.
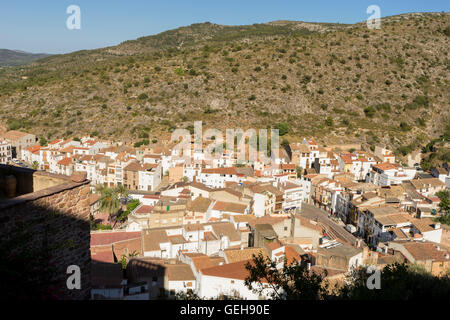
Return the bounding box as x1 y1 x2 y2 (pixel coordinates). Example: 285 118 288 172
0 168 91 300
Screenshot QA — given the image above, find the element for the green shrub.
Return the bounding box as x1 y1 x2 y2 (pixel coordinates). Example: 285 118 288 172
273 123 290 136
364 106 376 118
174 67 185 75
325 116 334 127
7 119 22 131
400 122 411 132
412 95 429 107
138 93 148 100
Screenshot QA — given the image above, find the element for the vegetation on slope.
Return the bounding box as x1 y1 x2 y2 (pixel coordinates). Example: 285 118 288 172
0 13 449 153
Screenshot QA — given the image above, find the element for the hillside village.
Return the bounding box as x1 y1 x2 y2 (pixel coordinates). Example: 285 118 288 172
0 128 449 300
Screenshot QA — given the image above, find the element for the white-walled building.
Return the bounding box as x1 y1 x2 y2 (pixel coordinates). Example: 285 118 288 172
198 167 239 188
278 180 303 212
198 260 272 299
367 163 416 186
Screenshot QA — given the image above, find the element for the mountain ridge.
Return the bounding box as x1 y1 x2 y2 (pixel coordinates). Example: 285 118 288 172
0 12 448 159
0 49 51 67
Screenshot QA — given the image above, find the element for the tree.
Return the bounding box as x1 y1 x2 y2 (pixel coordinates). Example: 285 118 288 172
39 137 48 146
435 190 450 225
436 190 450 213
175 289 244 300
115 184 129 200
119 250 139 269
97 186 120 220
32 161 39 170
273 123 290 136
281 138 290 149
175 289 201 300
117 199 140 222
338 263 450 300
244 255 450 300
296 166 303 178
244 253 328 300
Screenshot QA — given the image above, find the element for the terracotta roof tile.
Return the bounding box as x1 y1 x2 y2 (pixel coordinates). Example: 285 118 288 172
57 157 72 166
402 242 449 261
224 247 269 263
201 259 268 282
166 264 195 281
91 231 141 246
135 205 154 215
201 167 237 175
212 201 248 214
249 215 288 228
91 245 115 263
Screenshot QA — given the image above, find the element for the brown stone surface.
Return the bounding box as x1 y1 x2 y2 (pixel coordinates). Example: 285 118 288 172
70 171 87 183
0 166 91 300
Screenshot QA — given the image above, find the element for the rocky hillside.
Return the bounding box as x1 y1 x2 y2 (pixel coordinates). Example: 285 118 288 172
0 12 448 155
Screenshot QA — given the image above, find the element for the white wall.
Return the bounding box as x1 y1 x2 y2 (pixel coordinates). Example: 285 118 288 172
253 193 266 217
422 229 442 243
198 274 270 300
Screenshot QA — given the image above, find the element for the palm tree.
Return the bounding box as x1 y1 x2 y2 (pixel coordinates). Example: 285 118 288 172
98 187 120 221
32 161 39 170
114 184 129 200
94 183 106 194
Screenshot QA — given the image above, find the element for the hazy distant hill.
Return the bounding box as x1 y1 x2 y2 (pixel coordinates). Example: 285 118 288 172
0 12 448 158
0 49 51 67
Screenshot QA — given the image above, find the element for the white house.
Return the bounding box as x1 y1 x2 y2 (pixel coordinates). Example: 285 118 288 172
0 140 12 164
198 167 239 188
138 163 162 191
278 180 303 212
367 163 416 186
198 260 272 299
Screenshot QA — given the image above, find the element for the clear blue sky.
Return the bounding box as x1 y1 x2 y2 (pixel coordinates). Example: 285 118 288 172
0 0 448 54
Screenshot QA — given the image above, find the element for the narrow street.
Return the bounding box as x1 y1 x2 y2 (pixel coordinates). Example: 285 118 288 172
299 202 362 247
